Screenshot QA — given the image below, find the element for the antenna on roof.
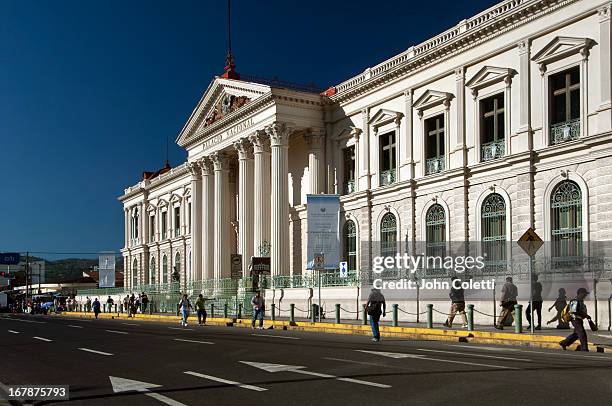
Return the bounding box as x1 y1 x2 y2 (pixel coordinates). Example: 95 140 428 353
222 0 239 79
165 135 169 167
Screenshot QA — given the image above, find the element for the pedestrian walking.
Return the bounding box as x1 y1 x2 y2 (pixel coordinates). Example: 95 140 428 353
195 294 207 325
495 276 518 330
141 292 149 314
92 298 101 319
559 288 592 351
547 288 569 328
123 295 129 314
128 294 137 317
178 294 192 326
443 276 468 329
106 296 114 313
525 274 543 330
251 291 265 329
86 297 92 313
366 288 386 342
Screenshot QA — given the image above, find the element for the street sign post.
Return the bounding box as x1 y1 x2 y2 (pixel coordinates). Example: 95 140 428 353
339 261 348 278
517 227 543 334
231 254 242 280
0 253 20 266
312 253 325 322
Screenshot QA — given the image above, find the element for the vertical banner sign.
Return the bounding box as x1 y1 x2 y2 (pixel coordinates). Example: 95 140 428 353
306 195 340 270
98 254 116 288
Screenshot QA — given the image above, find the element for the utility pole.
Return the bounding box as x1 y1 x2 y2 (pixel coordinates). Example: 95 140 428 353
25 251 29 305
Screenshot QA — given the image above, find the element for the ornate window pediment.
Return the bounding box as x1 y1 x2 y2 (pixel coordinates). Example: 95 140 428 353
368 109 403 128
413 90 453 117
157 199 168 209
466 66 516 98
146 203 157 213
169 193 181 204
532 36 595 73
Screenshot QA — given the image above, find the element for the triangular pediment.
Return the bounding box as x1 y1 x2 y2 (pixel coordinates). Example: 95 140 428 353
413 90 453 112
466 66 516 91
176 77 271 147
368 109 403 127
532 36 595 65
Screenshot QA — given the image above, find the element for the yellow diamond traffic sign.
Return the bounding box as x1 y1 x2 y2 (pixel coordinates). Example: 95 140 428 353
517 227 543 257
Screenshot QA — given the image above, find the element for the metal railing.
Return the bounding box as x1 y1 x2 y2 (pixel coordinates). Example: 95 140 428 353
379 169 396 186
426 157 445 175
550 118 580 145
481 140 505 161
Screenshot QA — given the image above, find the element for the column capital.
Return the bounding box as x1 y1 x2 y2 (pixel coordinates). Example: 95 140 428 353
234 138 254 160
249 129 270 154
304 128 325 149
199 157 214 176
517 39 530 56
188 161 201 179
599 3 611 22
210 151 230 171
267 122 292 147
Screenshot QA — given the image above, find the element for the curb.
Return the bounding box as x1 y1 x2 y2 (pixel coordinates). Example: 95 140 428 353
53 312 606 353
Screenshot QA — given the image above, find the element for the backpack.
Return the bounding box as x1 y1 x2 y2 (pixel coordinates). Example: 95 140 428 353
560 301 573 325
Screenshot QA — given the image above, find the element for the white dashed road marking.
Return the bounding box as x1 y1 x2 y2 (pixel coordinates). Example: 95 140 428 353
33 336 52 342
184 371 267 391
78 348 113 356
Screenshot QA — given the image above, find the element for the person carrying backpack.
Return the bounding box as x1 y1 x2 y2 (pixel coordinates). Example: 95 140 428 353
178 294 192 326
443 276 468 329
559 288 592 351
366 288 386 342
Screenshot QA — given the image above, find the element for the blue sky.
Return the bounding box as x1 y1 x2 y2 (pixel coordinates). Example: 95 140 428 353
0 0 497 258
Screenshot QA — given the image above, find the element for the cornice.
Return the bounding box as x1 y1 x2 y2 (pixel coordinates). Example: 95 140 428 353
119 163 190 202
329 0 578 104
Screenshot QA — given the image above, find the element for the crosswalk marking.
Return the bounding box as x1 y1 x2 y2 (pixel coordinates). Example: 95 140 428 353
173 339 214 345
105 330 128 335
184 371 267 391
78 348 113 356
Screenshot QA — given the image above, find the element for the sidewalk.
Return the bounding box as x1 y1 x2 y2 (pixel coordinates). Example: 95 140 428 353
53 310 610 353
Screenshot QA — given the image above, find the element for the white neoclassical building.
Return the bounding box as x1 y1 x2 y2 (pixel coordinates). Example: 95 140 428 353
120 0 612 291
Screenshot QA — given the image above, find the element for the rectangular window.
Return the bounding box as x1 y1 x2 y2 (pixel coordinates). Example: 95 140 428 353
480 93 505 161
174 206 181 237
379 131 396 186
425 114 445 174
161 212 167 240
343 146 355 194
149 215 155 242
188 202 192 232
549 66 580 144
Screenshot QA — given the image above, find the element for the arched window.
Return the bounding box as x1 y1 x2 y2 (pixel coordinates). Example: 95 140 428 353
149 257 156 285
132 258 138 288
425 204 446 258
174 252 181 282
380 213 397 258
481 193 506 269
344 220 357 271
162 254 168 284
551 180 582 258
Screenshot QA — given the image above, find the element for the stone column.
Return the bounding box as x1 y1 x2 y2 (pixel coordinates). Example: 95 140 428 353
124 208 129 249
454 67 467 169
599 4 612 132
305 129 325 195
359 108 371 190
188 161 202 282
250 130 271 256
517 39 532 144
211 151 230 280
267 122 291 276
201 158 214 280
235 138 255 276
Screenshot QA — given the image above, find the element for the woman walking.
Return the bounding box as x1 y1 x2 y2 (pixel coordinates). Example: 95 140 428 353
178 294 192 326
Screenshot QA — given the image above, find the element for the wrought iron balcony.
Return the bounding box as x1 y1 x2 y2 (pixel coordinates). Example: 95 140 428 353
425 157 445 175
379 169 396 186
550 118 580 145
343 180 355 194
481 140 505 161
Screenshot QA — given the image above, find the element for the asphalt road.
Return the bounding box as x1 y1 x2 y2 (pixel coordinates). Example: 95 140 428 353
1 314 611 406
